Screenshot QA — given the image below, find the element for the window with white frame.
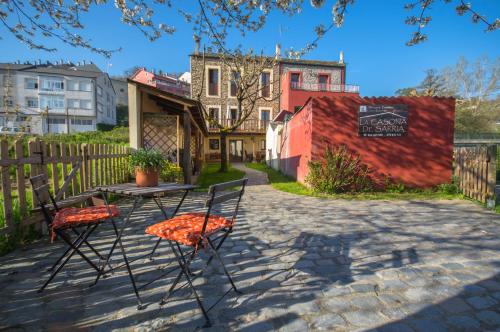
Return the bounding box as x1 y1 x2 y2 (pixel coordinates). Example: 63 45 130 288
260 71 271 98
227 106 239 126
25 78 38 89
67 99 80 108
229 70 240 98
259 107 271 128
81 100 91 109
48 118 65 125
80 81 92 91
206 67 220 97
40 95 64 109
40 77 64 91
71 119 93 126
67 80 79 91
97 103 103 113
25 97 38 108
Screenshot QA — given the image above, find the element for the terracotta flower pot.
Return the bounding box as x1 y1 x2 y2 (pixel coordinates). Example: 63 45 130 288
135 168 159 187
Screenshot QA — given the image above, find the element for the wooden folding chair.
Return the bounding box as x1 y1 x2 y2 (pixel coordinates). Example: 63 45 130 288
145 178 248 327
30 173 120 292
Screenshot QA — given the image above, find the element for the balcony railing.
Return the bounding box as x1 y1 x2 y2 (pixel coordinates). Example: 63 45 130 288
290 82 360 93
208 119 269 133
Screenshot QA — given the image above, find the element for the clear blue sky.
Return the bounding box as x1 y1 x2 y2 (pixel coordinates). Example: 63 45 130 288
0 1 498 96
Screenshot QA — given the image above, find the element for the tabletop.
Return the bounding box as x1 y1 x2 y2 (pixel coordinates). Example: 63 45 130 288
95 182 198 197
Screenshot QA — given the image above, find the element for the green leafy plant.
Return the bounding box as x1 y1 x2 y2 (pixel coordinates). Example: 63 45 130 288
160 162 183 183
129 148 166 172
435 176 461 195
306 145 372 194
384 176 406 193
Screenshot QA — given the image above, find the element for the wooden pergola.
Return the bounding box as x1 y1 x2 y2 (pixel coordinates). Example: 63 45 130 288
128 80 207 184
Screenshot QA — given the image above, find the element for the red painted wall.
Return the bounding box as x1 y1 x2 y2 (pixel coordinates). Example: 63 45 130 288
283 95 455 188
280 70 351 114
280 101 313 183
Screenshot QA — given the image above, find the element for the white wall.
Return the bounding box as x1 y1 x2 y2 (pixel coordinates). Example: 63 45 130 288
0 68 116 134
265 122 284 171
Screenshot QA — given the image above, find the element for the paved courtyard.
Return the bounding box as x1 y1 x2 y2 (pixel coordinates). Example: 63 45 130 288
1 167 500 331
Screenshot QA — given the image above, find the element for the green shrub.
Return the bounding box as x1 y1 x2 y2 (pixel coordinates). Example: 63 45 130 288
129 148 166 172
160 162 183 183
384 177 406 193
306 145 372 194
436 177 461 194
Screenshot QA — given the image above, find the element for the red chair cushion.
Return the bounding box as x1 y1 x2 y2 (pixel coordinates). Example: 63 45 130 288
52 205 120 231
145 213 233 247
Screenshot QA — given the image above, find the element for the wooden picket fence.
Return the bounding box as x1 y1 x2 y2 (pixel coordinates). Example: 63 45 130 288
453 145 497 203
0 138 130 237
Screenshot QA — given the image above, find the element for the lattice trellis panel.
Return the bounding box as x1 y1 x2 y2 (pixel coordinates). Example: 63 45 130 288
190 135 197 157
143 114 178 163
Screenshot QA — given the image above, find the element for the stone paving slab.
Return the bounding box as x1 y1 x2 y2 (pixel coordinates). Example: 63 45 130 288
0 175 499 331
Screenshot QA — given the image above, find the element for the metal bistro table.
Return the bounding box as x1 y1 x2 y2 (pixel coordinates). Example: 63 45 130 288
93 182 197 309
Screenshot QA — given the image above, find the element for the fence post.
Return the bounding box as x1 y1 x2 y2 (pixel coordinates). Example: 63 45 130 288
1 140 14 235
14 140 27 219
81 144 88 191
486 145 497 202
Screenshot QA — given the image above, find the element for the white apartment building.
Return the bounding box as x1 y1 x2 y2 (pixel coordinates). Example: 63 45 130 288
0 61 116 134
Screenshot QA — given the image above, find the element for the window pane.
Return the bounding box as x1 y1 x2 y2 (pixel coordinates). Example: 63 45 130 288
261 72 271 98
291 73 301 89
26 97 38 108
318 75 328 91
230 71 239 97
260 110 270 121
40 96 64 109
81 81 92 91
208 69 219 96
81 100 91 109
25 78 38 89
67 80 79 91
68 99 80 108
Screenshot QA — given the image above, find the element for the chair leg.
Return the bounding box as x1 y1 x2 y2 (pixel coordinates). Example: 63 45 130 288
203 230 230 269
160 248 197 305
72 228 106 260
206 238 241 294
168 242 211 327
39 225 94 292
60 225 101 272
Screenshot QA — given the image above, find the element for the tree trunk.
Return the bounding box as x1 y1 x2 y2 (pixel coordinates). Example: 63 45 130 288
219 131 228 173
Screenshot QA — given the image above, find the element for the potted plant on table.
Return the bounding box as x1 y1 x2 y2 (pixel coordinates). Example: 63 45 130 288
129 148 166 187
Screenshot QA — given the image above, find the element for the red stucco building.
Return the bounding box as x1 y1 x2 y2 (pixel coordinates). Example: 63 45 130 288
278 94 455 188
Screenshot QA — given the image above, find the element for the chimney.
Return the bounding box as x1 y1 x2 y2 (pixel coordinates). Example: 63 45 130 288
83 60 86 65
275 43 281 59
339 51 344 64
193 34 201 55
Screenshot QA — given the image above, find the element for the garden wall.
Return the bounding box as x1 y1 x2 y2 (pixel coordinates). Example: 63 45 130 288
280 95 455 187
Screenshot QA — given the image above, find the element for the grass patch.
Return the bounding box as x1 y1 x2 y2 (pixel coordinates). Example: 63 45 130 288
195 163 245 191
245 163 463 200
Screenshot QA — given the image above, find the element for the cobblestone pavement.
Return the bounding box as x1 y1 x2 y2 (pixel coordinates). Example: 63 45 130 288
1 174 500 331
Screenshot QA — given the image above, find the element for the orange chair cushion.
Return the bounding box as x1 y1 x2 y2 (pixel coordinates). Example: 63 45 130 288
145 213 232 247
52 205 120 230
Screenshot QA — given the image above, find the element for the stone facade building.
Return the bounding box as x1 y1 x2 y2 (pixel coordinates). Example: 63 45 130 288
190 53 280 162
